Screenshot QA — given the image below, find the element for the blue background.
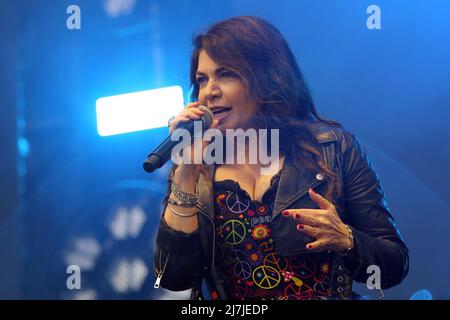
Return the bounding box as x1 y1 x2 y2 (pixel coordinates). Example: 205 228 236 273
0 0 449 299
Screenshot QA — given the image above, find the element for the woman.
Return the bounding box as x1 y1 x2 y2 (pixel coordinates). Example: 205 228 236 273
153 16 408 300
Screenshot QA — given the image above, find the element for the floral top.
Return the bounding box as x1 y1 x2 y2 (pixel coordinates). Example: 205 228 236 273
212 171 332 300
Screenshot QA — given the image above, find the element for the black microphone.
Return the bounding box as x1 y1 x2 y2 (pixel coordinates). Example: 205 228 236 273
143 105 213 173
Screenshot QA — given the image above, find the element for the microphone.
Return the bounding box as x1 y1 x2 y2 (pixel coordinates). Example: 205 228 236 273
143 105 213 173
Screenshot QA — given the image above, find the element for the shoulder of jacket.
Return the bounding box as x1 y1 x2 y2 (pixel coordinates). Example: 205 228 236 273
307 121 347 144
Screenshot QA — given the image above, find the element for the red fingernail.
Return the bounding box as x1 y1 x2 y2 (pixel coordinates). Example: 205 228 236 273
307 244 312 250
297 224 304 230
294 213 301 219
282 211 289 216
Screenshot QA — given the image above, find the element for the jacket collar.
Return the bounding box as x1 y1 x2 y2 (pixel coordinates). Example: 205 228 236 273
274 123 338 214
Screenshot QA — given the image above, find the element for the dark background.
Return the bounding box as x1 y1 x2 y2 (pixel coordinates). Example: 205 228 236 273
1 0 449 299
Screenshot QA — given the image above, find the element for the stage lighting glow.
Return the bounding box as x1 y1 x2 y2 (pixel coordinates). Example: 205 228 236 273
109 258 148 293
96 86 184 136
109 205 146 240
63 237 102 271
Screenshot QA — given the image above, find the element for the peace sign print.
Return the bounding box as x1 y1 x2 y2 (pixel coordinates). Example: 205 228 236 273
313 280 330 297
226 192 250 214
263 253 289 272
252 265 281 289
222 220 246 245
258 241 274 252
234 261 252 280
284 282 314 300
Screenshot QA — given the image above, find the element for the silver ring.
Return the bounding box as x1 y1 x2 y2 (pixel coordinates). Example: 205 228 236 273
167 115 175 127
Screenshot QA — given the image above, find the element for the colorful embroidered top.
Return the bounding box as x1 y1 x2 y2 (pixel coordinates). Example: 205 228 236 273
212 171 332 300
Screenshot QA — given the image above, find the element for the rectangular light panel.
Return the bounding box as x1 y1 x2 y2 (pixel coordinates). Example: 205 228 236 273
96 86 184 136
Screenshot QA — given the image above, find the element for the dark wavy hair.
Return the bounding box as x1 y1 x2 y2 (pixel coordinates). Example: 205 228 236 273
189 16 342 201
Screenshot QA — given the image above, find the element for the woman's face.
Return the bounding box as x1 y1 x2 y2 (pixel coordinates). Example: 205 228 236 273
196 50 260 131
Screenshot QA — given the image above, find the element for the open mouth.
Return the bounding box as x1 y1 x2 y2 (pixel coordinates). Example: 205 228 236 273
211 106 232 116
211 106 232 123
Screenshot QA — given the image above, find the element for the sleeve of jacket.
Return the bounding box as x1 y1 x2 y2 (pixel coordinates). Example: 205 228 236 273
153 164 203 291
339 131 409 289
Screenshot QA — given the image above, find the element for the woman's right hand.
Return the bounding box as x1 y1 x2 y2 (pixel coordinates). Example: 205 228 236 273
168 101 219 176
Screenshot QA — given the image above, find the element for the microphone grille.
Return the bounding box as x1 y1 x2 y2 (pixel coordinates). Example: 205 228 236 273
198 105 213 128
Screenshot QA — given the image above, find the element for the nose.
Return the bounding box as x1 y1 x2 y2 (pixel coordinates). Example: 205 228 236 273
203 79 222 103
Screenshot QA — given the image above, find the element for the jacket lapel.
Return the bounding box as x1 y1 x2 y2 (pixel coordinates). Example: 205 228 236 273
273 151 328 216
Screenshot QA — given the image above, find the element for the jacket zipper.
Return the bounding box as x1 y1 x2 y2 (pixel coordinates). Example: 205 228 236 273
196 204 216 270
154 248 170 288
153 204 214 289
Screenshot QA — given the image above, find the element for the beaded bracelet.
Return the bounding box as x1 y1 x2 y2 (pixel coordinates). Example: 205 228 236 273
167 203 198 218
168 197 196 208
340 224 355 256
171 180 199 206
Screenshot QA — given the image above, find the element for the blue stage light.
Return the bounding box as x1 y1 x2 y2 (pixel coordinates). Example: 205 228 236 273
409 289 433 300
96 86 184 136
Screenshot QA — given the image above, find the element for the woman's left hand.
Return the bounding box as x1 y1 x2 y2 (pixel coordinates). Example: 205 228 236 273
282 188 351 253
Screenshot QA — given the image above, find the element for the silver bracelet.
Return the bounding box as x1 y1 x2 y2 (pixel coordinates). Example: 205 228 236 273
168 197 196 208
167 203 198 217
171 180 199 206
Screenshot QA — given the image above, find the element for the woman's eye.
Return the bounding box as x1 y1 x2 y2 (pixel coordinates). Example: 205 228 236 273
220 71 234 78
196 77 207 85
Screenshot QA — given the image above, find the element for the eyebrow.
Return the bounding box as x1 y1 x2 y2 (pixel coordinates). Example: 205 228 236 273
195 66 229 77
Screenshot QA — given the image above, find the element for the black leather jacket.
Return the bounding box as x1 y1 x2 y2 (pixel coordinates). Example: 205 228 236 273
153 122 409 300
